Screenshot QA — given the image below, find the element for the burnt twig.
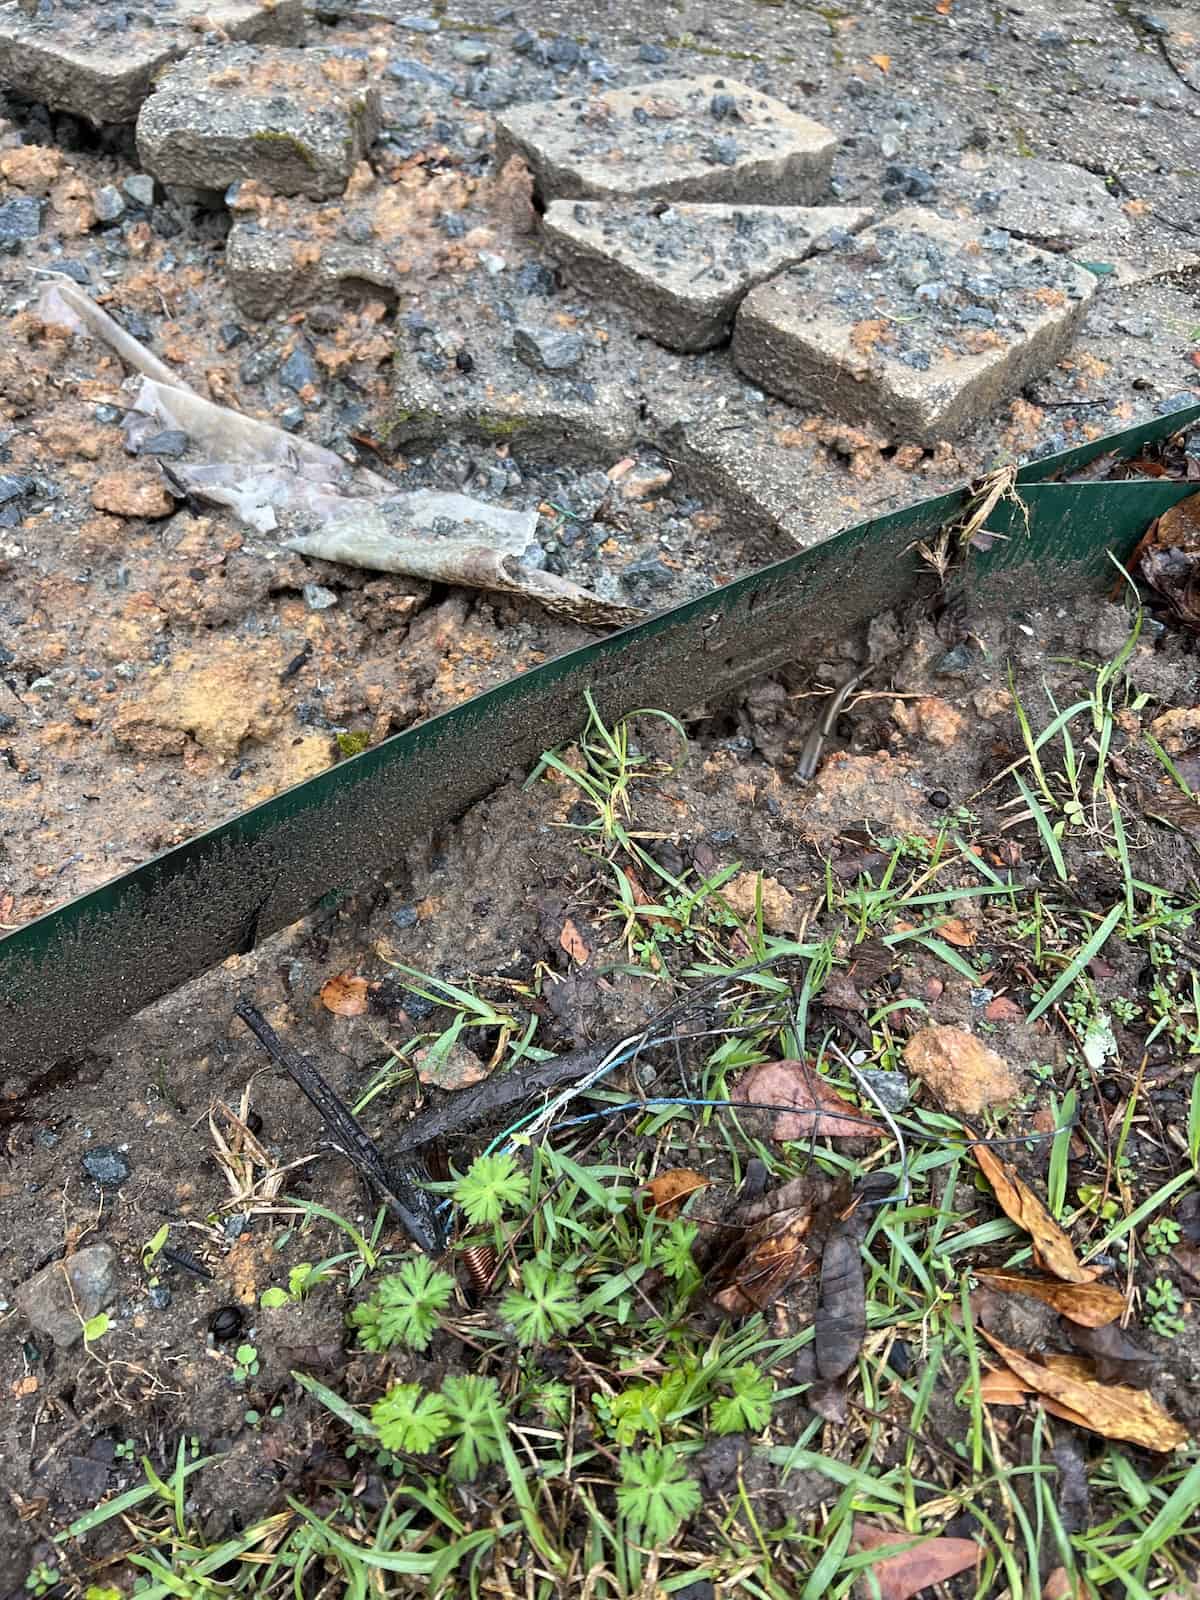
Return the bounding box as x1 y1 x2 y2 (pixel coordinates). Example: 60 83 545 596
234 1001 444 1254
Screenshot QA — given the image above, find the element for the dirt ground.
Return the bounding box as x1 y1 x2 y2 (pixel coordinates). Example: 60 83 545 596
3 568 1200 1591
1 0 1200 1589
0 0 1196 923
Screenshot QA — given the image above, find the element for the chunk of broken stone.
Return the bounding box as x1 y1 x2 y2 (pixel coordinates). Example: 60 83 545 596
391 290 642 458
91 468 175 518
137 45 380 201
732 208 1096 443
495 76 836 205
513 324 585 371
543 199 873 352
226 221 397 320
15 1243 118 1349
0 194 44 243
0 0 304 126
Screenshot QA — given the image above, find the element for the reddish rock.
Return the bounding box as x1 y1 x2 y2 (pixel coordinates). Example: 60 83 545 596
91 469 175 518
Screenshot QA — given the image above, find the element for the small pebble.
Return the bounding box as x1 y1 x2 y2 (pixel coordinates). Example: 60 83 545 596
513 325 584 371
0 196 45 242
303 583 338 611
397 12 439 29
280 346 319 392
123 174 156 207
82 1146 131 1188
927 788 951 809
148 1285 172 1311
137 429 188 458
452 37 491 63
391 905 419 930
93 184 125 223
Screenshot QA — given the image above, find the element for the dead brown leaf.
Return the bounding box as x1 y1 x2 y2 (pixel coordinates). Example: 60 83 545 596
1044 1567 1084 1600
319 972 369 1017
559 917 591 964
643 1168 709 1218
969 1133 1096 1283
980 1331 1189 1451
816 1226 866 1379
415 1040 490 1091
979 1361 1093 1427
850 1521 979 1600
974 1268 1125 1328
709 1207 817 1315
979 1363 1033 1406
869 51 891 71
934 915 976 947
903 1026 1020 1116
734 1059 882 1141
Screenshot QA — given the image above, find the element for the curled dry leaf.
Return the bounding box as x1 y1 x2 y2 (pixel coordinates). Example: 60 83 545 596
643 1168 709 1218
709 1206 817 1316
980 1331 1189 1452
559 917 591 964
903 1026 1020 1117
974 1268 1125 1329
415 1040 490 1091
968 1131 1096 1284
733 1059 883 1141
320 972 369 1017
815 1227 866 1380
1062 1318 1154 1386
850 1521 979 1600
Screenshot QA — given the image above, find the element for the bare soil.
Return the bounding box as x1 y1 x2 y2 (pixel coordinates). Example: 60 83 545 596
3 578 1199 1591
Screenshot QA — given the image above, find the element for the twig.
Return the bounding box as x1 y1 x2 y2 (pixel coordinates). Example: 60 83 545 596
233 1001 443 1254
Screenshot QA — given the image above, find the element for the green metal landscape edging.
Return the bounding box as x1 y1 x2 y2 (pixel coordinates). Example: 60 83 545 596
1 402 1198 1092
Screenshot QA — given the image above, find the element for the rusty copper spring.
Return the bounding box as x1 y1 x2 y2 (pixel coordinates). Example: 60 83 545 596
461 1243 498 1295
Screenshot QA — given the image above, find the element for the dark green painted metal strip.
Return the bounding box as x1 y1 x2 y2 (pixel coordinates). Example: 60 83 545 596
1 404 1197 1092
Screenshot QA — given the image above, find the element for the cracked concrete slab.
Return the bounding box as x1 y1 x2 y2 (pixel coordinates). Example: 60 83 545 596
733 208 1097 444
0 0 303 125
389 278 650 459
495 76 837 205
136 44 380 200
542 199 874 351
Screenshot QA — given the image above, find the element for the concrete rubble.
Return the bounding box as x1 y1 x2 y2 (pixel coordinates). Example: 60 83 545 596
495 77 838 205
0 0 303 124
543 199 874 351
136 43 380 200
732 209 1097 444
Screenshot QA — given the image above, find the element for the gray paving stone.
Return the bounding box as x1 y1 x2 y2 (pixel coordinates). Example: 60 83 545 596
495 76 836 206
0 0 303 125
226 221 399 319
391 292 645 459
543 199 873 352
732 208 1096 444
137 44 380 201
947 155 1127 249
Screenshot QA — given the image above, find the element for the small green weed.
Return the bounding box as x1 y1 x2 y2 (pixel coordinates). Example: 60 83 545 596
349 1256 455 1353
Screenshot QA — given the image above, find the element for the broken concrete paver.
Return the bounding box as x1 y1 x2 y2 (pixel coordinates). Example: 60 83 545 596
137 45 380 200
543 199 874 352
390 276 648 459
226 220 398 319
733 208 1096 443
0 0 303 126
495 77 837 206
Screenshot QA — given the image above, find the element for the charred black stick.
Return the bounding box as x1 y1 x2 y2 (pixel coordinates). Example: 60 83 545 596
390 954 812 1156
234 1001 443 1254
388 1038 617 1155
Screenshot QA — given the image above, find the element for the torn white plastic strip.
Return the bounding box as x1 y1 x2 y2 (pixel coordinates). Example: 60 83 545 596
33 275 641 626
